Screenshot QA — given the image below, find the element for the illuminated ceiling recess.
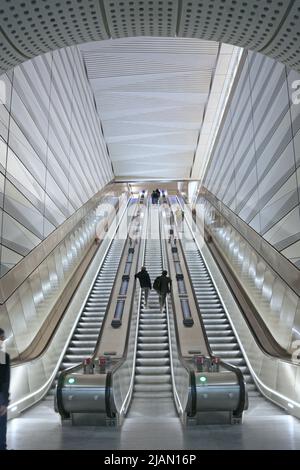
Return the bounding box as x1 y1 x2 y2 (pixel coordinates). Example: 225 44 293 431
80 38 241 179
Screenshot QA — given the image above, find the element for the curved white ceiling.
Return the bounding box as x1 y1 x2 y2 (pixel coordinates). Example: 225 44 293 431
80 37 240 179
80 37 216 178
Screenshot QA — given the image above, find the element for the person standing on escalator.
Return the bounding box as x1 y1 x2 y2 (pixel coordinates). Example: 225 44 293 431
153 270 172 313
135 267 152 308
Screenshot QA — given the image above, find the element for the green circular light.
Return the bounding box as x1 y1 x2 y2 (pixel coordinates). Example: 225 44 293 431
199 376 207 383
68 377 75 384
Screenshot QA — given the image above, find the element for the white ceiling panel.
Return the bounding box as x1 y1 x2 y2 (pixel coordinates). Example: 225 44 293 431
80 37 219 178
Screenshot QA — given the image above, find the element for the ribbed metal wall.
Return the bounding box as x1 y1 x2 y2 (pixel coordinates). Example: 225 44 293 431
203 51 300 269
0 46 113 277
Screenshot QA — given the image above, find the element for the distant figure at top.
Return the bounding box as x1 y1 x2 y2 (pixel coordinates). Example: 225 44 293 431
155 188 161 199
151 190 158 205
140 190 145 203
135 266 152 308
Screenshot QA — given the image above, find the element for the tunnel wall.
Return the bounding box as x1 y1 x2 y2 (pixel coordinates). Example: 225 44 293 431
203 50 300 269
0 45 113 277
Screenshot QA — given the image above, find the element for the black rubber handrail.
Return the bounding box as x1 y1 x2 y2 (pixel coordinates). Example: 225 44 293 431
105 371 116 419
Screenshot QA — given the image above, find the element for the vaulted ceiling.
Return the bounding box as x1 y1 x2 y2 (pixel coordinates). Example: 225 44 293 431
80 37 240 179
80 37 217 178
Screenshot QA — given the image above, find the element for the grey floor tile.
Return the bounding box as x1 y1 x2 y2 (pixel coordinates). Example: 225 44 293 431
6 395 300 450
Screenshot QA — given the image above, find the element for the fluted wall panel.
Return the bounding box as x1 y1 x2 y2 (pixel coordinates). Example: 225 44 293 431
203 51 300 269
0 46 113 277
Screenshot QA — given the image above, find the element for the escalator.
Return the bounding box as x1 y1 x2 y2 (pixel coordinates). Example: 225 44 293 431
61 239 124 370
183 249 256 395
168 195 256 395
134 209 172 399
126 204 178 420
47 200 136 394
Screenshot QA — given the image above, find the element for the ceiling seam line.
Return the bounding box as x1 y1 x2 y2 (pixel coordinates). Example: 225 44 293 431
258 0 295 53
176 0 183 36
0 26 30 60
98 0 112 39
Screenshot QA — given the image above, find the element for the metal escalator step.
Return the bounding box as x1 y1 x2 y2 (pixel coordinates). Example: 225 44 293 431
64 355 90 361
136 356 170 367
137 350 169 358
133 391 173 399
208 336 236 343
135 366 170 375
205 325 232 330
140 314 165 319
203 319 229 325
195 295 219 300
138 343 168 351
134 383 172 393
207 330 235 337
139 325 167 331
74 333 98 339
66 348 94 355
138 336 168 343
138 329 166 336
210 342 239 350
201 314 226 319
140 319 167 324
199 306 224 311
135 374 171 384
78 326 101 331
70 341 97 347
80 316 104 320
76 328 101 334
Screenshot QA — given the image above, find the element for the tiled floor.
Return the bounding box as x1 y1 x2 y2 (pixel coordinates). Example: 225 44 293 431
7 394 300 450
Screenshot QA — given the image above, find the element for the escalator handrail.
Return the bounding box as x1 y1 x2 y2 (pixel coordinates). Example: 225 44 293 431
173 195 247 418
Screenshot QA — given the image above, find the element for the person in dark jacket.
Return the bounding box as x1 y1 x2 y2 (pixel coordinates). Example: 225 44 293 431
155 270 172 312
151 190 157 205
135 267 152 308
0 328 10 450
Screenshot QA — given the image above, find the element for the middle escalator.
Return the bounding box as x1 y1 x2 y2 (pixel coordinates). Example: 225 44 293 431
133 206 173 400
